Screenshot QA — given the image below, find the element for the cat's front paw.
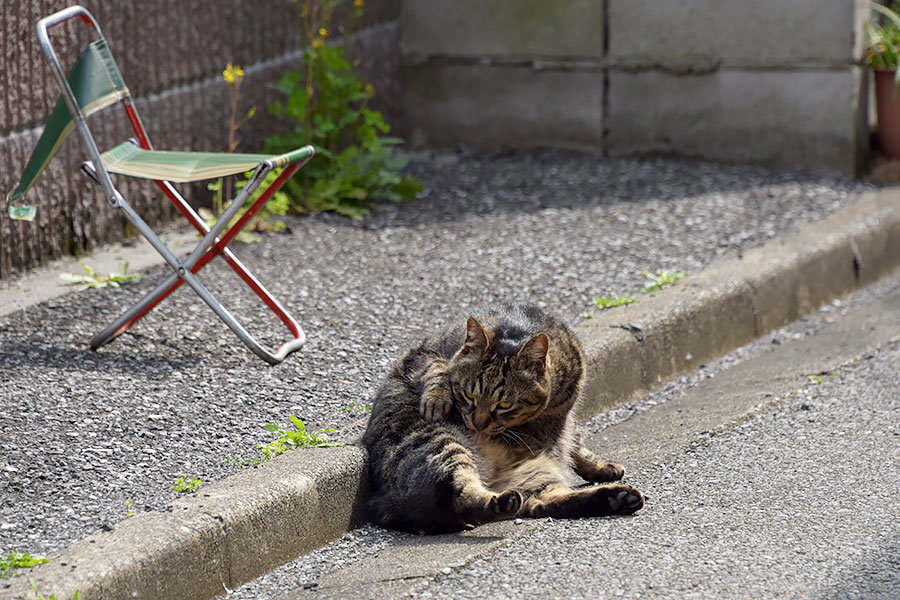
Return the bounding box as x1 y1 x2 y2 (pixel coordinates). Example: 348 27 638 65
420 390 452 421
597 461 625 482
490 489 523 517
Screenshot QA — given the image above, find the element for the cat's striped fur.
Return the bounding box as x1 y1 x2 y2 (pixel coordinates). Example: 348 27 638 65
362 304 644 534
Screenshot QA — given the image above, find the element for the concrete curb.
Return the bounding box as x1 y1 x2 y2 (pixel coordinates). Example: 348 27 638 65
579 188 900 418
7 189 900 600
7 447 370 600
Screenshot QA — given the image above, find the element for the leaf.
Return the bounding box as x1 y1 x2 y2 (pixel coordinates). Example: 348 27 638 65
344 187 369 200
392 176 424 199
263 423 280 433
59 273 91 284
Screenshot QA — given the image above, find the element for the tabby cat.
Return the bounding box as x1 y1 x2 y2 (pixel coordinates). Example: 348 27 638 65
362 304 644 533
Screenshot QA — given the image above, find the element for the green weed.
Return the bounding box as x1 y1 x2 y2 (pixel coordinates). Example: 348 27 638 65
227 416 342 467
30 582 78 600
59 262 144 288
638 269 689 293
264 0 422 219
0 553 48 578
170 476 202 494
200 63 286 242
257 416 342 460
588 267 689 314
124 498 134 517
593 294 637 310
340 402 371 413
201 169 290 244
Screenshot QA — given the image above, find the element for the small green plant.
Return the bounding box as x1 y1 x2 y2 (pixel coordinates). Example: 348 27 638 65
257 416 342 461
867 2 900 78
59 262 144 288
170 476 202 494
0 553 48 578
807 374 825 385
593 294 638 310
264 0 422 219
227 417 342 467
638 269 689 293
201 169 290 244
200 62 286 242
340 401 371 413
587 267 689 315
124 498 134 517
30 582 78 600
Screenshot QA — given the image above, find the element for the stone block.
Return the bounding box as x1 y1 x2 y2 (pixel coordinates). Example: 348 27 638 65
578 326 644 421
739 211 861 334
401 63 604 151
401 0 604 59
609 0 866 67
607 67 866 175
846 190 900 286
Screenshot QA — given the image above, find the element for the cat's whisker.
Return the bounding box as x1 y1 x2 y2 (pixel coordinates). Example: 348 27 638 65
502 428 536 457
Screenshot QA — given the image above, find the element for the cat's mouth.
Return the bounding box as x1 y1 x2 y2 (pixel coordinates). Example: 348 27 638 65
465 420 506 437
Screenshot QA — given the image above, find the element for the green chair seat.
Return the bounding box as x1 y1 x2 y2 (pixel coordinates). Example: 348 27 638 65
100 142 314 183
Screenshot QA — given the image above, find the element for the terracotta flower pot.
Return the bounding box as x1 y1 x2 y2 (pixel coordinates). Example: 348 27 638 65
874 68 900 158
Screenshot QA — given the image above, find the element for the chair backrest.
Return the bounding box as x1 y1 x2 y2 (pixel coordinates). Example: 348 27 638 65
6 6 136 221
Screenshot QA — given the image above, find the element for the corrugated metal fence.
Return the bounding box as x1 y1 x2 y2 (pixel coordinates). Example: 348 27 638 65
0 0 399 279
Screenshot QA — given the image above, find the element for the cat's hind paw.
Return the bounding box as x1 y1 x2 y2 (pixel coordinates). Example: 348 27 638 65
607 485 644 515
420 390 452 421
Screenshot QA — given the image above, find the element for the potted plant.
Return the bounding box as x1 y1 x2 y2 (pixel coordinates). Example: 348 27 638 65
867 2 900 157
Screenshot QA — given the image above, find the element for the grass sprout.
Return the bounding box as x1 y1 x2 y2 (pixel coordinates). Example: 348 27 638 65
638 269 689 293
170 476 202 494
593 294 638 310
59 262 144 288
0 553 49 578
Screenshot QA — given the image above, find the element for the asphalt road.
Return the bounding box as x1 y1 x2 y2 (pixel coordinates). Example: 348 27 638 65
242 269 900 600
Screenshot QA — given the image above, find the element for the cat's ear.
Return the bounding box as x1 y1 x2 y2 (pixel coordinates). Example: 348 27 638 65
461 316 490 357
515 332 549 375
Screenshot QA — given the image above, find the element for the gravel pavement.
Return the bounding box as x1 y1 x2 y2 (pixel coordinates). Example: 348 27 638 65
235 269 900 600
229 268 900 600
418 334 900 600
0 150 870 558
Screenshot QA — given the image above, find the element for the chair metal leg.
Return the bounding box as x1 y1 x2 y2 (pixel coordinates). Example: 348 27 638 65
90 167 307 364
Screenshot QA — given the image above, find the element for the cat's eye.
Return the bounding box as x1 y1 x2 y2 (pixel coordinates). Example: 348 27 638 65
464 390 476 400
497 401 513 409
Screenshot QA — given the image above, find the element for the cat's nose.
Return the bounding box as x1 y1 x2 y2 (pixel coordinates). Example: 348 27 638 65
472 409 491 431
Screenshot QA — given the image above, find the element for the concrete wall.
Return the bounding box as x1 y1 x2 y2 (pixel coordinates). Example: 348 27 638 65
400 0 870 173
1 0 400 279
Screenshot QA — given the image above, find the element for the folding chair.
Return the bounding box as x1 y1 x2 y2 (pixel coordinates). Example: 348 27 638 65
6 5 315 365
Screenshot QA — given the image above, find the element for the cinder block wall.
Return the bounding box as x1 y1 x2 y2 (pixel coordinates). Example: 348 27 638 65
0 0 400 280
400 0 870 173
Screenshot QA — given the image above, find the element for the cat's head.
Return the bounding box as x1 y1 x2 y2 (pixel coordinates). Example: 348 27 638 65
447 316 551 435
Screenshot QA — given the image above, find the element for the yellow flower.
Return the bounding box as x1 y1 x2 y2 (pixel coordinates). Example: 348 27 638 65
312 37 325 49
222 63 244 85
354 0 364 6
319 27 329 37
